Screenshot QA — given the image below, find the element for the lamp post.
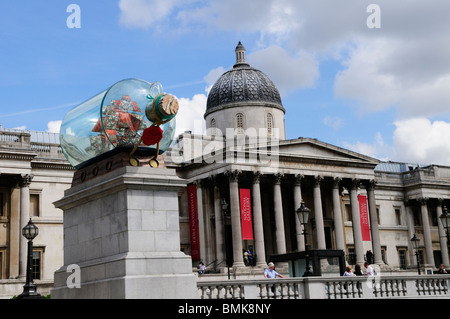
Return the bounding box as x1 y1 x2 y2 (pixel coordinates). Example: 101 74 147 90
411 233 421 275
17 219 42 299
221 199 231 280
295 200 313 277
440 206 450 244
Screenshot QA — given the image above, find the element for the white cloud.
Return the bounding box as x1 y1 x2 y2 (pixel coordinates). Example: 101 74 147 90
174 94 207 137
47 120 62 133
248 46 319 96
204 67 225 94
343 132 387 160
391 118 450 165
118 0 179 30
323 116 344 131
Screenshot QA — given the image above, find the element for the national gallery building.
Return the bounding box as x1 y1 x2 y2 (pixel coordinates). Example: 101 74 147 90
170 43 450 275
0 43 450 295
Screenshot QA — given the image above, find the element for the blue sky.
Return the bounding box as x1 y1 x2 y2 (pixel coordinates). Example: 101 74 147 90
2 1 450 165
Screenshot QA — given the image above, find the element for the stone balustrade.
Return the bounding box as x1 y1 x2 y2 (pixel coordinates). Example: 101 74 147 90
197 275 450 299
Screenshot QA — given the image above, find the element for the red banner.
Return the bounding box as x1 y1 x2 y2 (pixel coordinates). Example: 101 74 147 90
187 184 200 260
239 189 254 240
358 195 371 241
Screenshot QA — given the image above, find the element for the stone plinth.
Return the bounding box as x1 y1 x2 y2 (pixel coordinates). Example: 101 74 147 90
51 165 197 299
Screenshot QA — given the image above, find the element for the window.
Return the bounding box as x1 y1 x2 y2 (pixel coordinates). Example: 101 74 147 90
344 204 351 222
266 113 273 135
395 208 401 225
235 113 244 134
30 193 40 217
398 248 407 269
413 208 421 226
347 246 356 265
0 250 4 279
32 249 43 280
0 189 7 218
210 118 216 137
0 192 4 217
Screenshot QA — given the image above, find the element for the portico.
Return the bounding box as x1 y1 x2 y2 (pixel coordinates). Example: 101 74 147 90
175 134 385 272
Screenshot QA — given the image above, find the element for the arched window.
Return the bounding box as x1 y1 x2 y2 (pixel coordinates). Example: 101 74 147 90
267 113 273 135
235 113 244 134
210 118 216 136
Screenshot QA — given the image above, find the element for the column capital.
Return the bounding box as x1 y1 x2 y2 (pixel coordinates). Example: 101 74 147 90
294 174 304 185
332 177 342 189
418 197 429 205
252 171 262 184
225 169 242 182
273 173 284 185
351 178 360 190
19 174 33 187
314 175 323 186
193 179 204 188
365 179 377 190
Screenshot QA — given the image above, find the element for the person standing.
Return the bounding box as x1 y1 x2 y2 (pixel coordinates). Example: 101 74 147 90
364 262 375 276
438 263 448 274
264 262 284 278
343 266 356 276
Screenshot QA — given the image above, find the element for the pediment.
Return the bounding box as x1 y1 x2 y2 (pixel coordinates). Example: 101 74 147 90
278 138 380 165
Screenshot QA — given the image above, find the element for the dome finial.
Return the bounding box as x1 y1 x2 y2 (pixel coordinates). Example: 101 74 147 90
235 41 248 66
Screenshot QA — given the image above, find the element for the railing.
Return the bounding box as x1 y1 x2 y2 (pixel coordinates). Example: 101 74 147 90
197 275 450 299
0 130 65 159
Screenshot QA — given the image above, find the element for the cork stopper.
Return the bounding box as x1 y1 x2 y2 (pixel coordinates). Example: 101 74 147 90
145 94 179 124
158 94 179 116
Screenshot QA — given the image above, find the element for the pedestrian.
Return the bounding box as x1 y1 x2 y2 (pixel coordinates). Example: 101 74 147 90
364 262 374 276
243 250 249 265
343 266 355 276
247 249 253 266
354 264 364 276
198 262 206 275
264 262 284 278
438 263 448 274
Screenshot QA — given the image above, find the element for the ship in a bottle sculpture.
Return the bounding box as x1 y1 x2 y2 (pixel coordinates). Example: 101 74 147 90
59 78 178 184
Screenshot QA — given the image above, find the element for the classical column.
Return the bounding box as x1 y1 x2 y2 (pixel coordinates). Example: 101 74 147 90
404 201 417 266
294 174 305 252
419 197 434 267
212 177 224 266
273 173 286 254
366 180 383 265
194 180 206 263
349 179 364 265
436 199 450 267
19 174 33 279
313 176 326 250
332 177 345 251
226 170 245 267
251 171 267 267
9 185 20 278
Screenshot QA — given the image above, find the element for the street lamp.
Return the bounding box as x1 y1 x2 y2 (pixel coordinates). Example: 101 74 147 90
17 219 42 299
411 233 421 275
295 200 313 277
440 206 450 243
221 199 231 280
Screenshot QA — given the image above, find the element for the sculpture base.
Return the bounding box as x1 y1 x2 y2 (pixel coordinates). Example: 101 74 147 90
51 165 197 299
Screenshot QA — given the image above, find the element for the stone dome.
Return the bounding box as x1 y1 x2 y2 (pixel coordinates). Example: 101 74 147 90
205 42 284 117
